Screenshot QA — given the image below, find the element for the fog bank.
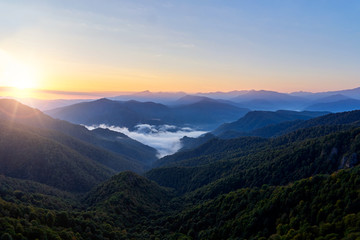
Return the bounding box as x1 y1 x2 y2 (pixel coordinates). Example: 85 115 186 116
86 124 206 157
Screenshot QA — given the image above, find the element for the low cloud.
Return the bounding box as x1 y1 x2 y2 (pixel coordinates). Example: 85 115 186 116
86 124 207 158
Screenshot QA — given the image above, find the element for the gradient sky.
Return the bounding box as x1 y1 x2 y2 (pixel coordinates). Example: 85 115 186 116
0 0 360 98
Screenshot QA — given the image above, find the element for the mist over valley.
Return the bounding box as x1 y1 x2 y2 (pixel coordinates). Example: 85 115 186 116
1 1 360 239
86 123 207 157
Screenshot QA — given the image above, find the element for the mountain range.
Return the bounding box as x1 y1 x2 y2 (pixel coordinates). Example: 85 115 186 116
212 110 329 136
0 97 360 239
8 86 360 113
46 97 250 130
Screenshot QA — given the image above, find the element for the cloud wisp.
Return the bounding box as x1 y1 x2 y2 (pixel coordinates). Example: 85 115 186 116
86 124 207 158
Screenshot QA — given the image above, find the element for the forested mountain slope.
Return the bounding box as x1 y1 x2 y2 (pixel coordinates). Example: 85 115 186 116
0 99 157 169
212 110 328 136
216 110 360 139
148 126 360 195
161 166 360 240
0 164 359 239
0 121 114 192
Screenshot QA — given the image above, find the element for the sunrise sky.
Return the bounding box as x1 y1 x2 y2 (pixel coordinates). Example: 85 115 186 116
1 0 360 98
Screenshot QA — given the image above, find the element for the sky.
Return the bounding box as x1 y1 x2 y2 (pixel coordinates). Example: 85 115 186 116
0 0 360 98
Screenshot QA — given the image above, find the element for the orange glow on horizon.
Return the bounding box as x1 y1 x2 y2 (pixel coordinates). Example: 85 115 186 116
1 49 358 100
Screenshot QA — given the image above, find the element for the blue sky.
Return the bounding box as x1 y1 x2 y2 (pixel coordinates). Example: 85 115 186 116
0 0 359 95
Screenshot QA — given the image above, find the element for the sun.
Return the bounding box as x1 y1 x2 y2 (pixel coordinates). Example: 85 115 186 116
0 50 39 91
3 63 37 90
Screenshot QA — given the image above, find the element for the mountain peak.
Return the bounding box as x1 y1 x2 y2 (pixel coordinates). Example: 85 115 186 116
95 98 113 102
175 95 215 105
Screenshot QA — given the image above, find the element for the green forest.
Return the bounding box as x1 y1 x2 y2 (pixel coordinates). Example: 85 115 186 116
0 100 360 239
1 167 359 239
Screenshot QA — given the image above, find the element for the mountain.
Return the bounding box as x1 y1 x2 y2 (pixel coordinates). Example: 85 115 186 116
173 95 217 105
163 166 360 240
9 87 360 112
179 110 360 154
331 86 360 99
147 125 360 196
212 110 328 137
231 90 308 110
218 109 360 140
111 90 187 104
179 133 216 151
233 90 295 101
149 110 360 191
178 87 360 112
0 174 79 210
110 87 360 107
194 90 249 99
37 128 144 172
2 94 360 239
84 171 174 228
46 98 143 128
0 120 114 192
312 93 352 102
154 136 267 168
0 107 360 239
39 86 360 116
305 98 360 112
290 86 360 100
171 99 249 129
14 98 89 111
46 98 249 130
1 166 358 239
46 98 171 128
88 127 158 166
0 99 158 167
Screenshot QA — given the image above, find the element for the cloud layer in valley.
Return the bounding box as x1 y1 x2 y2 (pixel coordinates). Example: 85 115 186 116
86 124 206 158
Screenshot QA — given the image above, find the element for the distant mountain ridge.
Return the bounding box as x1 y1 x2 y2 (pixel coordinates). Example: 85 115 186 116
46 98 250 130
173 95 216 105
179 109 360 153
212 110 329 136
290 86 360 99
8 86 360 113
305 98 360 112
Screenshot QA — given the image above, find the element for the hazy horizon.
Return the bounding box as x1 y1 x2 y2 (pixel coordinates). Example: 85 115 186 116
1 85 360 101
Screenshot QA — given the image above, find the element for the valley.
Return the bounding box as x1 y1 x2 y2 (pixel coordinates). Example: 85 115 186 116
0 95 360 239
